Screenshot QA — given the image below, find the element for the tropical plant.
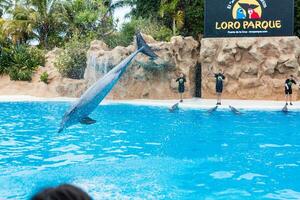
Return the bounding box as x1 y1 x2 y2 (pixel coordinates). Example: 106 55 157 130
159 0 184 35
103 17 172 48
40 71 49 84
1 5 37 44
0 0 13 17
117 0 204 38
28 0 67 49
6 45 45 81
54 36 89 79
0 43 44 80
62 0 115 40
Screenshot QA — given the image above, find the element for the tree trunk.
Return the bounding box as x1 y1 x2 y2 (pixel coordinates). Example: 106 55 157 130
172 17 176 36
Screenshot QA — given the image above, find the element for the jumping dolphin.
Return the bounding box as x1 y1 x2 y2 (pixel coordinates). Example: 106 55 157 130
229 105 241 115
58 33 158 132
169 102 179 112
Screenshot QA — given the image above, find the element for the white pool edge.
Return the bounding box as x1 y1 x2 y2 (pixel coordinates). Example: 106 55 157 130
0 95 299 111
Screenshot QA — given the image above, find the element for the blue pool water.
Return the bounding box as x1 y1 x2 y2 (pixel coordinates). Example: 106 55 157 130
0 102 300 199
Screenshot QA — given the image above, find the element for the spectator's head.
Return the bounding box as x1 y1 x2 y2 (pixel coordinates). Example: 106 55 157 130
31 184 92 200
179 73 184 78
219 69 223 74
290 75 294 79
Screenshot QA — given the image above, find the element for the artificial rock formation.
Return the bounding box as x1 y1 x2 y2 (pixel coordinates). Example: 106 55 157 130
85 34 199 99
0 48 87 98
200 36 300 100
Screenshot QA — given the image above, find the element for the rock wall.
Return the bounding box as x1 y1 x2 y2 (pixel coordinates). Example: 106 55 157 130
3 34 299 101
0 48 87 98
200 37 300 100
85 34 199 99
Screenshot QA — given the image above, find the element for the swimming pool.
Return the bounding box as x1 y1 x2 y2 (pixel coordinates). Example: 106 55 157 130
0 102 300 199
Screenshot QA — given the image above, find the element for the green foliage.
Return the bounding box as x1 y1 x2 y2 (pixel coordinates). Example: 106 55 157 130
0 44 44 81
40 72 49 84
54 37 89 79
104 18 172 48
130 0 160 19
125 0 204 37
9 67 33 81
181 0 204 37
8 45 44 81
0 0 115 48
0 46 11 74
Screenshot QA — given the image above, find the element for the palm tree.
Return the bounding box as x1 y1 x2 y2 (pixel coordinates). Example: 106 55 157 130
0 0 12 17
28 0 58 48
1 5 37 44
159 0 184 35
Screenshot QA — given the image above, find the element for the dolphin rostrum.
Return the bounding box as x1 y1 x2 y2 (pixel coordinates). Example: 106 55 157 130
58 33 158 132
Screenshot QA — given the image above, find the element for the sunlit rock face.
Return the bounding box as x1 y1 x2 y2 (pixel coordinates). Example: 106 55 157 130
85 34 200 99
200 37 300 100
0 48 88 98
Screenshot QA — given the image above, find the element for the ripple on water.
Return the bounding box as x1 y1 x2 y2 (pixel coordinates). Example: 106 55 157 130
50 144 80 152
264 189 300 200
214 188 251 197
44 153 94 163
275 163 299 169
145 142 161 146
210 171 235 179
259 144 293 148
237 173 267 181
111 129 127 134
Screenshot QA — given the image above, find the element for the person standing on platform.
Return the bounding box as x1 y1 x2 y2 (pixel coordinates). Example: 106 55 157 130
214 69 225 105
285 75 297 106
176 73 186 103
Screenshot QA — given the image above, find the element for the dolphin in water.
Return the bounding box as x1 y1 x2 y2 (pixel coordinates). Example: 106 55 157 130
169 102 179 112
207 106 218 113
282 104 288 113
229 105 241 115
58 33 158 132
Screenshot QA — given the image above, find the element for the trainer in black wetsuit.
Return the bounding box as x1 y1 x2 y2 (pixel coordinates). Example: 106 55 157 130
215 72 225 105
176 74 186 102
285 75 297 105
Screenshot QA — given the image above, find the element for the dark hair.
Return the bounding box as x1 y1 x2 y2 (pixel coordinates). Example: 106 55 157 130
31 184 92 200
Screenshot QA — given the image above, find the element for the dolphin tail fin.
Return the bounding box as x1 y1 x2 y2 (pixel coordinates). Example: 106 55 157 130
136 32 158 59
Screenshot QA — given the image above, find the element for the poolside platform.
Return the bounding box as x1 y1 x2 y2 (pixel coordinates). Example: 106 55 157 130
0 95 298 111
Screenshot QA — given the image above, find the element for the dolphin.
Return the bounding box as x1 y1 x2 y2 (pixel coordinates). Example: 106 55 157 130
58 33 158 132
282 104 288 113
207 106 218 113
169 102 179 112
229 105 241 115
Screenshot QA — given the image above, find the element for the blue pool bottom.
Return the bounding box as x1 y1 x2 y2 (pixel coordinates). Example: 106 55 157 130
0 102 299 199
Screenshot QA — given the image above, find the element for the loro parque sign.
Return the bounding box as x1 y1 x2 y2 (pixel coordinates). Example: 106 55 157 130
204 0 294 37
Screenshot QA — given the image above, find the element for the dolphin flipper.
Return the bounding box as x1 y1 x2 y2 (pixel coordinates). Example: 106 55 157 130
80 117 97 125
